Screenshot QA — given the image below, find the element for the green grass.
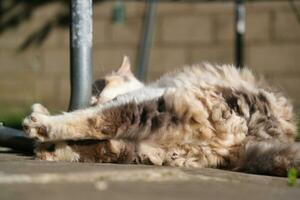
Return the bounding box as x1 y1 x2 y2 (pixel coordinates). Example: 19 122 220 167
0 106 29 129
0 114 24 129
288 168 298 186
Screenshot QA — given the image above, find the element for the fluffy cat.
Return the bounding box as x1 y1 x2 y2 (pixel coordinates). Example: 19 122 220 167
22 57 299 177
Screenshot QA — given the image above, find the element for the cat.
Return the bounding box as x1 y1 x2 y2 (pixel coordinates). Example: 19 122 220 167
22 57 300 177
91 56 144 106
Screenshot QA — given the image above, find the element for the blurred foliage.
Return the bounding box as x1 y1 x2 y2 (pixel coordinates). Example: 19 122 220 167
1 0 68 50
0 0 106 51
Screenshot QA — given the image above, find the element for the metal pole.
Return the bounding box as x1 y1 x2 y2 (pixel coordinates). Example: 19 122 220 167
69 0 93 111
0 126 35 153
0 0 94 152
137 0 157 81
235 0 245 68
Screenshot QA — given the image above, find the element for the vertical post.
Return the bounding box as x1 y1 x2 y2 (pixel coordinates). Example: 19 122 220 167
235 0 245 68
137 0 157 81
69 0 93 111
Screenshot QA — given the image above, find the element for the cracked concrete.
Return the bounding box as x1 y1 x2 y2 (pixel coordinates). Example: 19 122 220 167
0 147 299 200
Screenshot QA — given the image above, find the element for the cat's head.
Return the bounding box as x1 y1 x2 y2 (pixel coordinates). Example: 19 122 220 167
90 56 144 106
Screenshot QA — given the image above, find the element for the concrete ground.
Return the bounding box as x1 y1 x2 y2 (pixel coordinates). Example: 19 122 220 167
0 147 299 200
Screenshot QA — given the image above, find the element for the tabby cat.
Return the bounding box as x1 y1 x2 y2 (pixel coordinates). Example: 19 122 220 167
22 56 300 177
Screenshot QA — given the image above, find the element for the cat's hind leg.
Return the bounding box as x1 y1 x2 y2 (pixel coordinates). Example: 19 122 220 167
35 139 167 166
35 139 137 163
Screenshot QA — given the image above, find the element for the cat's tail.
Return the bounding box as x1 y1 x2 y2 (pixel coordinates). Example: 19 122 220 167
235 141 300 177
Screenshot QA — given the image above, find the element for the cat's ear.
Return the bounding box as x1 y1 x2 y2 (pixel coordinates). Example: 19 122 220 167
117 55 132 75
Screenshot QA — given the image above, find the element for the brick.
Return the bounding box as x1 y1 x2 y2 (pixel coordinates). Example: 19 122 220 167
216 13 271 43
33 78 70 112
157 2 192 15
216 14 234 43
93 1 144 18
40 27 65 49
148 46 233 80
93 2 113 18
34 78 57 105
161 15 213 44
94 20 109 45
32 2 65 18
148 47 187 76
192 2 234 14
0 10 66 50
2 1 300 111
57 79 70 111
0 21 33 48
246 13 271 42
93 48 137 78
247 45 300 75
0 49 43 75
42 49 70 77
246 1 296 13
190 45 234 65
274 11 300 41
27 12 65 49
122 2 145 17
0 49 43 105
110 18 142 45
0 80 35 103
59 28 70 48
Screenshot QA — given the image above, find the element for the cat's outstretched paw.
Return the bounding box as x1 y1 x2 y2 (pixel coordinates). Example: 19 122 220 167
22 112 50 141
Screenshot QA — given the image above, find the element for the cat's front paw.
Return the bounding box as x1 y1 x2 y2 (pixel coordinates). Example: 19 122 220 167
22 112 50 141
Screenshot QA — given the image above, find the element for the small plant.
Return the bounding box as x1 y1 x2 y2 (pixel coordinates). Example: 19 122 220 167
287 167 298 186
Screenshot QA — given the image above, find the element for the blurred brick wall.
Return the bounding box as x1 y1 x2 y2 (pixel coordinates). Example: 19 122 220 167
0 1 299 114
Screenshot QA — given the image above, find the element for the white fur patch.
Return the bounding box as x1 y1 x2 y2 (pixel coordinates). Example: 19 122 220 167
138 143 165 166
53 142 80 162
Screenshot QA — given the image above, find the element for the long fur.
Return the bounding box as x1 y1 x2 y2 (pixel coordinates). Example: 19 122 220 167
22 62 298 177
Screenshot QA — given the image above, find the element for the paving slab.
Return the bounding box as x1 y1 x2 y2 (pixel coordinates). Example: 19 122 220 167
0 147 299 200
